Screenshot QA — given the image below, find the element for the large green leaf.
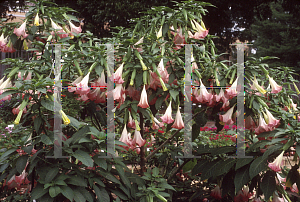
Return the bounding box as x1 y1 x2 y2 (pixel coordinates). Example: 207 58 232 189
49 186 61 198
41 100 54 111
73 190 86 202
249 156 268 179
31 183 49 199
45 167 59 183
98 169 121 184
60 186 74 201
78 187 94 202
94 155 108 170
210 146 235 156
94 185 110 202
115 164 131 187
73 150 93 167
235 158 253 170
0 148 16 163
16 155 28 173
234 166 250 193
66 175 87 187
214 158 237 177
260 171 276 201
192 159 209 176
201 160 222 180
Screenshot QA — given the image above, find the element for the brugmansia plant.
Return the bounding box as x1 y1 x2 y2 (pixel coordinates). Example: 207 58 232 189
0 0 300 201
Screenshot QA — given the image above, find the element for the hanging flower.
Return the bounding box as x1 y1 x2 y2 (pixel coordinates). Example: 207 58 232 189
265 107 280 128
196 79 213 103
268 75 282 94
268 151 284 172
160 100 174 124
245 116 256 131
210 185 222 200
119 125 131 150
173 27 186 50
50 18 68 38
219 105 235 125
59 110 70 125
255 114 272 135
75 72 90 96
157 26 163 39
225 77 238 99
157 59 169 83
190 19 209 39
34 13 40 26
172 106 184 129
13 20 28 38
0 33 8 48
127 111 136 129
251 77 267 95
234 185 253 202
114 62 125 84
2 39 16 53
113 84 125 100
69 21 82 34
68 76 83 92
132 129 146 147
137 85 149 108
92 71 107 92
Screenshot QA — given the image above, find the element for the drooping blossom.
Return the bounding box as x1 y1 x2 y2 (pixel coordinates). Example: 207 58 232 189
157 26 163 39
119 125 131 150
13 20 28 38
75 72 90 96
268 151 284 172
172 27 186 50
50 18 68 38
191 53 198 71
137 85 149 108
88 88 106 103
172 106 184 129
160 100 174 124
68 76 83 92
6 169 31 193
189 19 209 39
268 75 282 94
113 62 125 84
0 33 8 49
0 77 12 101
34 13 40 26
210 185 222 200
272 192 285 202
264 107 280 128
251 77 266 95
254 114 272 135
60 110 70 125
225 77 238 99
290 98 298 111
132 129 146 148
126 85 140 101
113 84 125 100
12 104 27 115
2 39 16 53
157 59 169 83
133 36 144 52
219 105 235 125
91 71 107 92
234 185 253 202
245 116 256 131
127 111 136 129
69 21 82 34
196 79 213 103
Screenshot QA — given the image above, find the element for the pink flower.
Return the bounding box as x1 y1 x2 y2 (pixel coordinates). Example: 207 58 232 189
268 151 284 172
160 100 174 124
69 21 82 34
127 112 136 129
173 27 186 50
13 20 28 38
191 54 198 71
268 75 282 94
196 79 213 103
119 125 131 150
252 197 262 202
0 33 8 49
113 84 124 100
225 77 239 99
245 116 256 131
210 185 222 200
132 129 146 148
234 186 252 202
12 104 27 115
88 88 106 103
137 85 149 108
189 19 209 39
214 88 226 103
75 72 90 95
91 71 107 92
250 77 266 95
68 76 83 92
157 59 169 83
172 106 184 129
219 105 235 125
126 85 140 101
2 39 16 53
50 18 68 38
113 62 125 84
254 114 272 135
272 192 285 202
265 108 280 128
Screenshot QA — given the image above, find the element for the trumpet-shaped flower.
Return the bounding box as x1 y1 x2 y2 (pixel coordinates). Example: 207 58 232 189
0 77 12 94
245 116 256 131
160 100 174 124
290 98 298 111
251 77 267 95
255 114 272 135
113 84 124 100
114 62 125 84
234 185 253 202
69 21 82 34
157 59 169 83
132 129 146 147
210 185 222 200
157 26 163 39
75 72 90 96
92 71 107 92
196 79 213 103
60 110 70 125
13 20 28 38
137 85 149 108
225 77 238 99
172 106 184 129
265 108 280 128
119 125 131 150
2 39 16 53
268 151 284 172
68 76 83 92
0 33 8 48
219 105 235 125
34 13 40 26
268 75 282 94
50 18 68 38
173 27 186 50
127 112 136 129
88 88 106 103
190 19 209 39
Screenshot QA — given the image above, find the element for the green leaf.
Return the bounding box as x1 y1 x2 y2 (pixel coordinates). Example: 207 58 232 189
260 171 276 201
16 155 28 173
262 144 283 159
111 189 128 200
49 186 61 198
182 159 197 173
34 116 43 133
41 134 53 145
214 159 237 177
152 167 159 177
78 187 94 202
41 100 54 111
94 185 110 202
169 89 179 102
234 166 250 193
73 190 86 202
235 158 253 170
0 163 9 173
115 164 131 187
98 170 121 184
296 144 300 157
0 148 16 162
0 90 17 101
31 183 49 199
60 186 74 201
249 156 268 179
45 167 59 183
210 146 235 156
94 155 108 170
192 160 209 176
93 177 105 187
66 175 87 187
